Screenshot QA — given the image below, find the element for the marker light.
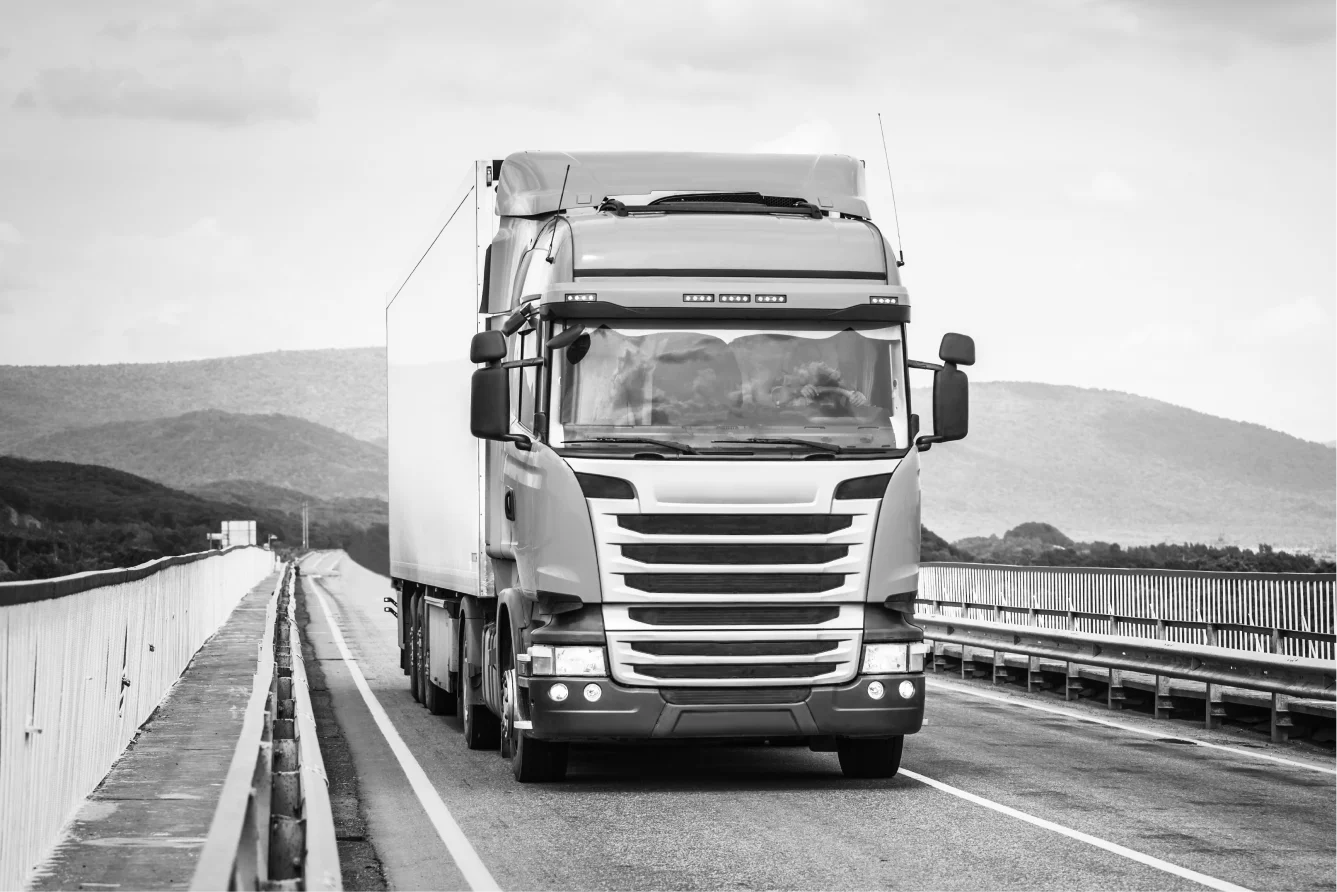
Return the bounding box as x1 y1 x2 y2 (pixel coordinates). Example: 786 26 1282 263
566 293 597 302
755 294 787 303
583 683 603 702
898 680 917 700
718 293 751 303
549 683 569 702
870 295 899 304
866 681 886 700
683 293 715 302
862 643 910 674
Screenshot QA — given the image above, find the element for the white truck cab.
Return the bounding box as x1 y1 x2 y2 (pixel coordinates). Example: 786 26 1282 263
388 152 974 781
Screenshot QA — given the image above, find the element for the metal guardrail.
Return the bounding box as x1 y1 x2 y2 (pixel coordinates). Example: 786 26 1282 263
918 615 1336 742
0 546 276 892
193 564 340 891
920 563 1335 661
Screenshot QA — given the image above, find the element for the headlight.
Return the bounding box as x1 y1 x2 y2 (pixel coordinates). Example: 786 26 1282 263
527 645 607 677
862 643 909 673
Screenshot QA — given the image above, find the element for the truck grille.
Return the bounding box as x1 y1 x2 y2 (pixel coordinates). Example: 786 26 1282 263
661 688 811 705
624 573 844 594
625 606 840 626
617 514 852 535
607 627 861 687
621 543 848 565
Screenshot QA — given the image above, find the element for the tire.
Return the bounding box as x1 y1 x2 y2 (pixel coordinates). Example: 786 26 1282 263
836 736 904 779
502 656 567 782
408 595 422 704
459 621 500 750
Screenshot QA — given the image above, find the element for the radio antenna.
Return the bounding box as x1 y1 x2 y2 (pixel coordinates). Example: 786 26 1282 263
546 164 571 263
877 113 905 267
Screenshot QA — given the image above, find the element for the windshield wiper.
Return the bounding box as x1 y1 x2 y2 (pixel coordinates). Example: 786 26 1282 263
563 437 698 455
712 437 842 454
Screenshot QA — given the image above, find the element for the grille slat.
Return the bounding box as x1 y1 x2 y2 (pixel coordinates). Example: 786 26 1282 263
624 573 843 594
634 663 840 680
617 515 852 536
621 544 848 565
661 687 811 705
627 606 840 626
631 640 836 657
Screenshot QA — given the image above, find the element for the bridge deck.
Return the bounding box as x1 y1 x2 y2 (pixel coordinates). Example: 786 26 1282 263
28 570 281 891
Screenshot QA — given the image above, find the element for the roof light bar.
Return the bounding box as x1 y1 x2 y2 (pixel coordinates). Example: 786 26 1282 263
682 293 715 303
718 293 751 303
566 293 597 302
755 294 787 303
869 295 899 305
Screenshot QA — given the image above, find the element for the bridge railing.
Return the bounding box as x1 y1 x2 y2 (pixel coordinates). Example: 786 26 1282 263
918 563 1335 661
0 546 277 892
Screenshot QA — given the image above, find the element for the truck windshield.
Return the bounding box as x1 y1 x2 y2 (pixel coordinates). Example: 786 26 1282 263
553 321 908 453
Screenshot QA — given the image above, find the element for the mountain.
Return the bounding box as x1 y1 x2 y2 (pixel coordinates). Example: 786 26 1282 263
9 410 387 501
916 382 1335 550
0 456 293 580
188 479 387 529
0 347 385 450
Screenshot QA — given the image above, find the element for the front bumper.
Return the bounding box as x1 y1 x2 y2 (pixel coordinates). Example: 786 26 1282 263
524 674 924 741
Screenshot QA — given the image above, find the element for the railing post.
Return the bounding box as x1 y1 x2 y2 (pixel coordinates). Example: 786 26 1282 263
1201 616 1224 729
1271 693 1293 743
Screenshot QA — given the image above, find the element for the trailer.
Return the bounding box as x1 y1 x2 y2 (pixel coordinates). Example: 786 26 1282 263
387 152 974 781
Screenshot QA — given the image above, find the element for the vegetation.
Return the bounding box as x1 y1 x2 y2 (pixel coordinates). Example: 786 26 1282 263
952 521 1334 573
0 457 378 581
11 410 387 500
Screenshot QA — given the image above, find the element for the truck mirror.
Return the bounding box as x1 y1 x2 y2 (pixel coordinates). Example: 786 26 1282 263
939 332 975 366
566 333 591 365
470 331 507 364
502 309 530 336
470 367 511 439
546 323 586 351
931 365 969 443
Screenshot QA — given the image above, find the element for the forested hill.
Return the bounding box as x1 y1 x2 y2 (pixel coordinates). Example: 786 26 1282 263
0 347 385 449
10 410 387 500
917 382 1335 550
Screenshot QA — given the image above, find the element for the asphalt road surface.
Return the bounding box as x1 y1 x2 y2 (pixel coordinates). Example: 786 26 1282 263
298 552 1336 892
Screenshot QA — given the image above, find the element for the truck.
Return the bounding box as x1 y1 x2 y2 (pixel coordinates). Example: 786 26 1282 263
387 152 974 782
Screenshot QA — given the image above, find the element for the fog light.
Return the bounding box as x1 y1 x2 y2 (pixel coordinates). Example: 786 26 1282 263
898 680 916 700
549 683 568 702
583 683 602 702
866 681 885 700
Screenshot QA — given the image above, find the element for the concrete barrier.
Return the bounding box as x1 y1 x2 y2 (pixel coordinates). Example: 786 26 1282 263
0 546 276 891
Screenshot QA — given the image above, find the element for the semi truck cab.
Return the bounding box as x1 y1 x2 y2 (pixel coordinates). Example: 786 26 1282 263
388 152 973 782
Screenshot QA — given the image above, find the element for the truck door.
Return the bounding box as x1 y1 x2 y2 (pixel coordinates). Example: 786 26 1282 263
502 323 543 593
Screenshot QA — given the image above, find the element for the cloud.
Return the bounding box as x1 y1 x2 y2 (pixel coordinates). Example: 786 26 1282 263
0 221 21 245
752 120 844 154
1070 170 1136 203
176 3 280 43
1099 0 1335 51
13 55 315 126
1255 295 1329 338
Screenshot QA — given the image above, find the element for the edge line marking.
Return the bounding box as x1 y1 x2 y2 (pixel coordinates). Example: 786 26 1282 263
306 573 501 892
900 769 1252 892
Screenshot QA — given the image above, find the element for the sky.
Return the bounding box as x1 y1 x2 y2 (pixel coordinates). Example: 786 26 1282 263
0 0 1333 442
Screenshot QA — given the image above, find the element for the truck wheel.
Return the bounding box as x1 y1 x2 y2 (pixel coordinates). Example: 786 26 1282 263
836 736 904 779
458 623 499 750
502 659 567 782
408 595 422 704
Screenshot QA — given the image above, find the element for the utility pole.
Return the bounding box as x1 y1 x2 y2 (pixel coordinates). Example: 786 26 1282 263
301 502 309 551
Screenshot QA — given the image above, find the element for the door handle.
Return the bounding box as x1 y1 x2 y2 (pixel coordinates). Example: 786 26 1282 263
504 488 516 521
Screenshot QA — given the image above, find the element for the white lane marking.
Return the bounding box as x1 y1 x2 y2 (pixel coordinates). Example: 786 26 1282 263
900 769 1252 892
927 677 1337 777
306 576 501 892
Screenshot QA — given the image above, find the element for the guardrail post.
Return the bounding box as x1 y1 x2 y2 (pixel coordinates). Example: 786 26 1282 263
1154 674 1174 719
1271 693 1293 743
1026 655 1043 692
1202 619 1224 729
1106 669 1126 710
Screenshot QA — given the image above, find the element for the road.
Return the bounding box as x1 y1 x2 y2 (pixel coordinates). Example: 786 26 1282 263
297 552 1336 892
